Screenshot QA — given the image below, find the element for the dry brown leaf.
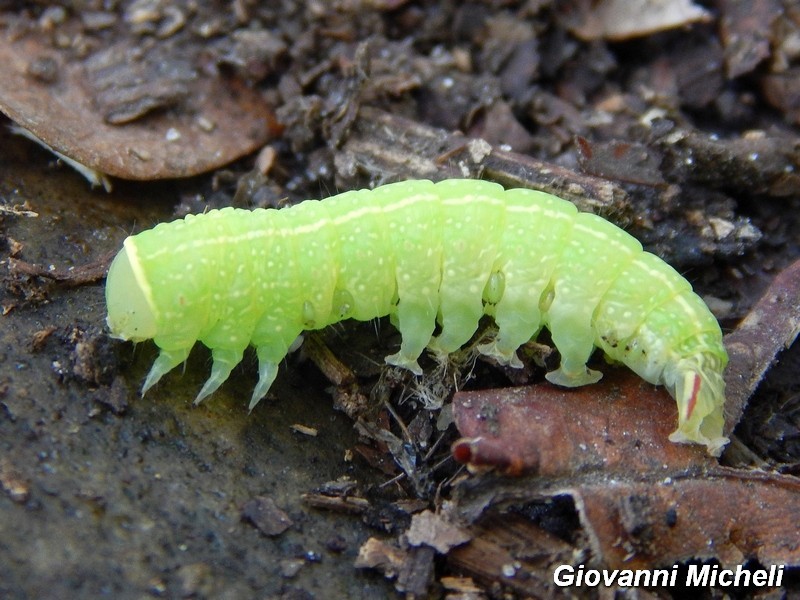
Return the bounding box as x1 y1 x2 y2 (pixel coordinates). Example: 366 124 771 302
452 369 713 477
450 340 800 571
0 21 274 181
724 258 800 431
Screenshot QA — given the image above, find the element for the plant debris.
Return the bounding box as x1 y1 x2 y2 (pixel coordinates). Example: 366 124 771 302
241 495 294 537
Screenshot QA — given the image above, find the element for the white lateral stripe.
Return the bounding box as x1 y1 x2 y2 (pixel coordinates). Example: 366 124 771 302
125 238 158 317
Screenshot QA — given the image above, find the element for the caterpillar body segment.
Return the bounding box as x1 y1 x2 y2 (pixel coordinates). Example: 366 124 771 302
105 179 728 454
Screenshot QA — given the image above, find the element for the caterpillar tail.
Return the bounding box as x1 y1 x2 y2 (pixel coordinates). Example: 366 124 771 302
667 363 728 457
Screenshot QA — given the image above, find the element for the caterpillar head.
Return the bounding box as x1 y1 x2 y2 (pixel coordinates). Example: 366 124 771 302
664 353 728 456
105 242 157 342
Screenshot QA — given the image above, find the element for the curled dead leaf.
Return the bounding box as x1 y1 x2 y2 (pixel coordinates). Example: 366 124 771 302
0 17 275 181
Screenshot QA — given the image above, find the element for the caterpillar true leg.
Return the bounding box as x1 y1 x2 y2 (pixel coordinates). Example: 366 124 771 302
248 318 304 408
142 346 192 396
251 349 280 411
195 347 246 404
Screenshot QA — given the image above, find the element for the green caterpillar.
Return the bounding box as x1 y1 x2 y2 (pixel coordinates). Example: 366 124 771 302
106 179 728 455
